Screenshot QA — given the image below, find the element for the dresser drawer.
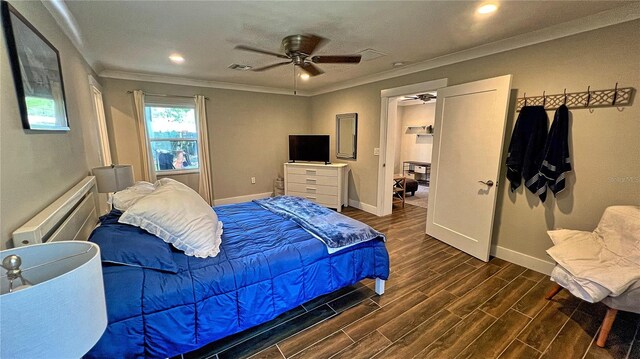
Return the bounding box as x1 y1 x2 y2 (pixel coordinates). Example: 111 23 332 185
288 191 338 206
286 166 337 177
287 183 338 195
287 174 338 186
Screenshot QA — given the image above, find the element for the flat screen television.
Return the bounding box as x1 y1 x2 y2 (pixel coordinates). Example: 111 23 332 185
289 135 330 164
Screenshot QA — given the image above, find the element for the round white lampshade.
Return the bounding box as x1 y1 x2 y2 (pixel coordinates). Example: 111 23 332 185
0 241 107 358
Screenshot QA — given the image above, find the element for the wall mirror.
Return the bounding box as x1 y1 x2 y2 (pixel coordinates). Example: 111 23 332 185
336 113 358 159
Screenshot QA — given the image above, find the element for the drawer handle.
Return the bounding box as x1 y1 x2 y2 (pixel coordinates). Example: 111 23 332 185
306 178 317 182
306 187 317 191
306 169 317 172
306 196 317 200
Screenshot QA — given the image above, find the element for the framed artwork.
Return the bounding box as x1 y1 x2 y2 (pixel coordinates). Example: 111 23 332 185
2 1 69 131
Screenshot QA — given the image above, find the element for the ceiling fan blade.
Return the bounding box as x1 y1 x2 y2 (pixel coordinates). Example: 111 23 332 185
251 61 292 72
235 45 289 59
303 34 328 55
299 62 324 77
311 55 362 64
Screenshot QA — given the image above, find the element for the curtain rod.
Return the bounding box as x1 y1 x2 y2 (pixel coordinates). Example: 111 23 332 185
126 90 209 101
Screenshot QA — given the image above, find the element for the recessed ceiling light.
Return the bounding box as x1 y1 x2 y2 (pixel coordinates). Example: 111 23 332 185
299 73 310 80
169 53 185 64
477 3 498 14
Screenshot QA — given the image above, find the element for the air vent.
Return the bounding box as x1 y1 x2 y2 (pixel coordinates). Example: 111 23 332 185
357 48 387 61
228 64 253 71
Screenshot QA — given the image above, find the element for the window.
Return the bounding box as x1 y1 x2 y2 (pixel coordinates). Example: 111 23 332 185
144 103 199 173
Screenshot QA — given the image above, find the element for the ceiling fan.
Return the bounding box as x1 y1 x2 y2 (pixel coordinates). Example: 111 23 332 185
403 93 437 103
234 34 361 77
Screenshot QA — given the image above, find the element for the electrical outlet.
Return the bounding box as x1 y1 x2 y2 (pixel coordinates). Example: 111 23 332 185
373 148 380 156
251 177 256 184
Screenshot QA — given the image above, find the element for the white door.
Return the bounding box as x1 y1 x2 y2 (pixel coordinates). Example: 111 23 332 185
88 75 112 166
426 75 512 261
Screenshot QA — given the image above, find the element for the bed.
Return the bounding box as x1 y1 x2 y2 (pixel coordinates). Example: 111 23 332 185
12 176 389 359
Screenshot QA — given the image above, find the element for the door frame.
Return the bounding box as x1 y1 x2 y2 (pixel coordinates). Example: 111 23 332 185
376 78 448 216
88 74 112 166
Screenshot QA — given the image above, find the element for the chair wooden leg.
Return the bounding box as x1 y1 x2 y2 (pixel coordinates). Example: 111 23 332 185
596 307 618 348
545 283 563 300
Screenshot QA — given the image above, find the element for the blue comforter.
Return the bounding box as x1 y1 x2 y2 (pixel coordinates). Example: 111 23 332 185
87 201 389 358
254 196 385 253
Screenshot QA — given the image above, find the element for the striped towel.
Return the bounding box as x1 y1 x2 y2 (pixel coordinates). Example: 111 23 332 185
537 105 572 201
506 106 548 195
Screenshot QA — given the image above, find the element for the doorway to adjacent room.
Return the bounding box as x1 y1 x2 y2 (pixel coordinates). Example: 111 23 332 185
377 78 447 216
377 75 513 262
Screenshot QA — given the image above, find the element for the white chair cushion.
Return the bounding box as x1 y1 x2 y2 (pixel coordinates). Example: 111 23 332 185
546 206 640 297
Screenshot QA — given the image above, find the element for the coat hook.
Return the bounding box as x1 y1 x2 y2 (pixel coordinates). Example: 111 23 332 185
586 86 591 107
542 91 546 107
563 88 567 105
523 92 527 107
612 82 619 106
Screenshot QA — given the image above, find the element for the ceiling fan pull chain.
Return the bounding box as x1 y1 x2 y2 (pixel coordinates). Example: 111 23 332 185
293 65 297 95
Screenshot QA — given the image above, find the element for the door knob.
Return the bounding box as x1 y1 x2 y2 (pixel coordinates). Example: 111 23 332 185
478 180 494 187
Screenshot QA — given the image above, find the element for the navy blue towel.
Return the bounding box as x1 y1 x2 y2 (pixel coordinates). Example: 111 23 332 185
506 106 548 194
537 105 572 201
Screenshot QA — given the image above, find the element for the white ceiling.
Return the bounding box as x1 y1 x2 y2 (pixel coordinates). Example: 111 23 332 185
62 1 632 93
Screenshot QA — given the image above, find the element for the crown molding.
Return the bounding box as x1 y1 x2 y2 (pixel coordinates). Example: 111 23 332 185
97 2 639 98
99 70 312 97
308 2 640 96
40 0 99 71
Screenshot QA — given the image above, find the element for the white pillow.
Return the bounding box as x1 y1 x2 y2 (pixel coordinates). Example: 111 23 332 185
110 181 156 211
119 178 223 258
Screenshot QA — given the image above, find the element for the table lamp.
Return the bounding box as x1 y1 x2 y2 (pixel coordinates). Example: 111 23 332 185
92 164 134 193
0 241 107 358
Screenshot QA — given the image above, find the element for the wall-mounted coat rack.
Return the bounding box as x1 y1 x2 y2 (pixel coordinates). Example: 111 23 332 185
516 84 634 112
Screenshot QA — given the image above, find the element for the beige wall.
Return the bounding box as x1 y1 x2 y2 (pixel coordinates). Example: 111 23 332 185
100 78 312 199
0 1 102 249
311 85 383 204
310 20 640 263
399 103 436 172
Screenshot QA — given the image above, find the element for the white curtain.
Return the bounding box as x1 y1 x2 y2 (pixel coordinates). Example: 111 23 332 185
195 95 214 205
132 90 156 182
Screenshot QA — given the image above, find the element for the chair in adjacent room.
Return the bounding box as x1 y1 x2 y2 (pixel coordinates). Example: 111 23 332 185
392 176 406 208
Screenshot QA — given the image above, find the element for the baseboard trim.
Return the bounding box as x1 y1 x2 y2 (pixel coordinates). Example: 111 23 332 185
348 199 378 215
491 245 555 275
213 192 272 206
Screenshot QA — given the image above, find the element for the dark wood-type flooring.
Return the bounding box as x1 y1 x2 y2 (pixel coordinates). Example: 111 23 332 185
183 204 640 359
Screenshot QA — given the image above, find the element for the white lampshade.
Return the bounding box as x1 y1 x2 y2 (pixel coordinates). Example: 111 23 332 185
92 164 134 193
0 242 107 358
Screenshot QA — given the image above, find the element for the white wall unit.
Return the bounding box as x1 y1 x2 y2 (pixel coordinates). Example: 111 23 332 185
284 163 348 212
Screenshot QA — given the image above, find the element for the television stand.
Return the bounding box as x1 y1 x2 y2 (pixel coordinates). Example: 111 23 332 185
283 162 348 212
